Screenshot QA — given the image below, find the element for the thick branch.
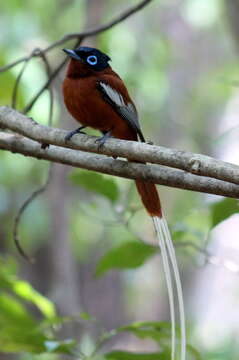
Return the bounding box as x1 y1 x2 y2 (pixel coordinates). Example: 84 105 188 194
1 132 239 199
0 106 239 187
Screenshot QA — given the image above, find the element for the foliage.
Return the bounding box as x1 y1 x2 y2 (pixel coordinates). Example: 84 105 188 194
0 257 76 355
0 257 202 358
210 198 239 228
70 170 119 203
0 166 237 358
96 241 157 276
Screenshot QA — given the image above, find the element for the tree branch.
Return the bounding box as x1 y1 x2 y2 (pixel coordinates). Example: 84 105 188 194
1 130 239 199
1 0 154 115
0 0 154 73
0 0 156 259
177 241 239 275
1 106 239 188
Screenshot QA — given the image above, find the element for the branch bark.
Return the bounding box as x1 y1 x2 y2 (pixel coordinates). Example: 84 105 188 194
1 106 239 187
1 130 239 199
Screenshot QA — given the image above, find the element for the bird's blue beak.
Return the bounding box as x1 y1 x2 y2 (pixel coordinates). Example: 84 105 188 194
63 49 81 61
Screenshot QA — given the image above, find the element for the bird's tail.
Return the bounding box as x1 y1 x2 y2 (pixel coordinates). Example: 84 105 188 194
135 179 186 360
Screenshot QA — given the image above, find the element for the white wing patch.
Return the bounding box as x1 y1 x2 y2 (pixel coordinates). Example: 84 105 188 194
98 81 145 142
127 102 136 113
99 82 127 107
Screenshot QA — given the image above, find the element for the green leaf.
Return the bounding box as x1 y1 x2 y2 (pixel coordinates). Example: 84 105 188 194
105 351 168 360
12 281 56 319
80 311 96 321
108 322 201 359
116 321 172 343
0 259 75 355
44 339 76 354
0 293 36 326
0 294 47 353
0 259 56 319
187 345 203 360
211 198 239 228
96 242 157 276
70 170 119 202
0 293 76 355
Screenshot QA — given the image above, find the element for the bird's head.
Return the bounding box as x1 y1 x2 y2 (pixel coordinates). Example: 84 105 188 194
63 46 111 76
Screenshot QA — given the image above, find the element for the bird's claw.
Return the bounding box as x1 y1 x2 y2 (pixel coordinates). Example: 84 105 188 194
95 137 106 150
41 143 50 149
95 130 112 150
65 126 86 142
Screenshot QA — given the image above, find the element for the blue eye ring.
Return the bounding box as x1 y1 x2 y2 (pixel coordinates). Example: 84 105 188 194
87 55 98 65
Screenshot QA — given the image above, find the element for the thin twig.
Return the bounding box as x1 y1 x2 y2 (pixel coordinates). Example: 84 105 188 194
0 48 43 73
38 51 54 126
23 57 67 114
13 50 54 259
13 50 55 261
23 38 82 114
13 164 53 262
0 0 154 73
176 241 239 275
11 55 32 109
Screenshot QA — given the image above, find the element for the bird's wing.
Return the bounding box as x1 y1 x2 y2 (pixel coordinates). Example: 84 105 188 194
97 81 145 142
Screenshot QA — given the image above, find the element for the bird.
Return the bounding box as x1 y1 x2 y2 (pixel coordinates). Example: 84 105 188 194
62 46 186 360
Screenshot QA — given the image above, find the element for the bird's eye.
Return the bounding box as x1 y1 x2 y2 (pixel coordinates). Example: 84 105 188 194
87 55 98 65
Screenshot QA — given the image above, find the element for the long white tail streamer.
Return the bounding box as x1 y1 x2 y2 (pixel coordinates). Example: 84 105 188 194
152 217 176 360
152 216 186 360
162 216 186 360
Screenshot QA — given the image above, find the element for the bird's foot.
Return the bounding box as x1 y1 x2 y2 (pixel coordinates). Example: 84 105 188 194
65 126 87 142
41 143 50 149
95 130 112 150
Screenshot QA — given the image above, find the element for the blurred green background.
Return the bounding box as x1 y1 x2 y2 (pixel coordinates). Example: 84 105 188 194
0 0 239 359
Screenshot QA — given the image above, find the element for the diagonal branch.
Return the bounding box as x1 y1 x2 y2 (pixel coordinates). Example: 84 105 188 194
13 163 53 262
0 0 154 73
1 106 239 187
22 53 68 114
23 37 83 114
177 241 239 275
1 131 239 199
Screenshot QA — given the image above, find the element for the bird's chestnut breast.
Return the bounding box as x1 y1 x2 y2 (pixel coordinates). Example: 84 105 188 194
62 75 137 140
